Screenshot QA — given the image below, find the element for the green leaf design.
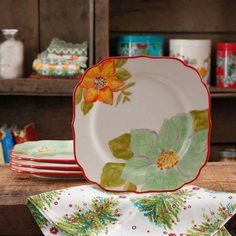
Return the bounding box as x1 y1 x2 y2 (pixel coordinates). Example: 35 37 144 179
190 109 209 132
115 58 128 68
100 162 126 188
81 101 93 115
121 82 136 91
108 133 133 160
187 203 236 236
116 68 131 81
215 227 232 236
115 93 122 106
122 96 130 103
121 157 153 185
132 189 193 230
131 129 160 161
57 197 121 236
178 129 208 176
27 201 49 228
28 190 61 210
158 113 192 153
123 182 137 191
75 88 83 105
122 91 132 96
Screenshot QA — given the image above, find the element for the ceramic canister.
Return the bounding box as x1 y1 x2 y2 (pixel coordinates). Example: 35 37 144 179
118 35 164 56
216 43 236 88
169 39 211 85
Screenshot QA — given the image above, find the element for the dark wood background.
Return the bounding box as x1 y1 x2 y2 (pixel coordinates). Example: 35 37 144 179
0 0 91 76
109 0 236 86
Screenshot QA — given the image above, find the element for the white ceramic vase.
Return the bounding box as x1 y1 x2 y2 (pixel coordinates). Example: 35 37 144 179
169 39 211 85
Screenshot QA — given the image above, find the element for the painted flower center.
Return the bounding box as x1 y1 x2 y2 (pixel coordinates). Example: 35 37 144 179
94 76 107 90
156 151 179 170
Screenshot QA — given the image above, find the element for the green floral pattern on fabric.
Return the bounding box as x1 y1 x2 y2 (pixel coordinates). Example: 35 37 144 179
27 185 236 236
132 189 193 230
187 203 236 236
28 201 49 228
215 227 232 236
56 197 121 236
28 190 62 211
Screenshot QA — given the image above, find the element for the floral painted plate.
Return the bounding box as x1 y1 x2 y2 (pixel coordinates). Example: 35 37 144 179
11 140 76 164
10 158 81 171
10 164 84 178
72 56 211 193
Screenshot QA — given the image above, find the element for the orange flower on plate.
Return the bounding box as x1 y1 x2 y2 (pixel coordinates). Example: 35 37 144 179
197 67 208 79
80 60 124 105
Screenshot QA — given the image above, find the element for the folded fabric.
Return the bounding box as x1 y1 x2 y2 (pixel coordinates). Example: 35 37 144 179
28 185 236 236
33 59 85 77
32 38 88 77
47 38 87 57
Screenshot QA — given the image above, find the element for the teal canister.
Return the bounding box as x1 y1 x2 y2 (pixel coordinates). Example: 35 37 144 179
117 35 164 56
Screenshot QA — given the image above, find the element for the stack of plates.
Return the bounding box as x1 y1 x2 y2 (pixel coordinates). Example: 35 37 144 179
10 140 83 178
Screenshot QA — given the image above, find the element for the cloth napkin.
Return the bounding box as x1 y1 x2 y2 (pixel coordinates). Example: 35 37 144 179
32 38 88 77
28 185 236 236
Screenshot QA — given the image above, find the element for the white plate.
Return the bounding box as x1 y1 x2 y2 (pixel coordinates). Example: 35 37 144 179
11 164 84 178
11 158 81 171
11 140 76 164
72 56 211 193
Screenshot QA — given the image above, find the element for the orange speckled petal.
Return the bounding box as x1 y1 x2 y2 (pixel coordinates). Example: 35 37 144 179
107 77 125 92
100 60 115 76
98 87 113 105
80 76 95 89
83 88 98 103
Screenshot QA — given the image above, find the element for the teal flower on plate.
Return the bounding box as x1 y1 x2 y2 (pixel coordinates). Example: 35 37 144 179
121 113 208 191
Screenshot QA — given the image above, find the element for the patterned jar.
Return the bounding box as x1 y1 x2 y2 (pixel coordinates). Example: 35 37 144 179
216 43 236 88
118 35 164 56
169 39 211 85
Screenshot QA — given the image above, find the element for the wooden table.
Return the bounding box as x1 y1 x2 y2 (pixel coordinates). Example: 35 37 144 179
1 162 236 236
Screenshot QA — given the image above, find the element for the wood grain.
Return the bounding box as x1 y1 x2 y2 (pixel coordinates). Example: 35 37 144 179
0 163 236 235
0 96 73 140
39 0 90 51
211 144 236 162
95 0 109 62
0 0 39 76
0 79 78 96
211 97 236 144
110 0 236 33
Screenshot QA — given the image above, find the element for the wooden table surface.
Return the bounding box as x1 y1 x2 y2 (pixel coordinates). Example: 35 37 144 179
1 162 236 236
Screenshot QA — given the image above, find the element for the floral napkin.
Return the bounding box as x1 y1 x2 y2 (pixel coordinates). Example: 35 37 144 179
28 185 235 236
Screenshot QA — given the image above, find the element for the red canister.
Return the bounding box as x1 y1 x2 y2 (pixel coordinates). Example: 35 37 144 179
216 43 236 88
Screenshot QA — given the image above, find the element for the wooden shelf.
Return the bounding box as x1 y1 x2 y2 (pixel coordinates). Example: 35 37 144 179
210 87 236 98
0 80 236 98
0 79 78 96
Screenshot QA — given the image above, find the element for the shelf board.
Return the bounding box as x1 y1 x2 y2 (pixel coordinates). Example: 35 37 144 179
0 79 79 96
210 87 236 98
0 79 236 97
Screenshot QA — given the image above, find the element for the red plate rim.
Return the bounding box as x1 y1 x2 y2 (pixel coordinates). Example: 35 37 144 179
71 55 212 193
10 153 76 164
10 165 84 176
11 160 81 171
